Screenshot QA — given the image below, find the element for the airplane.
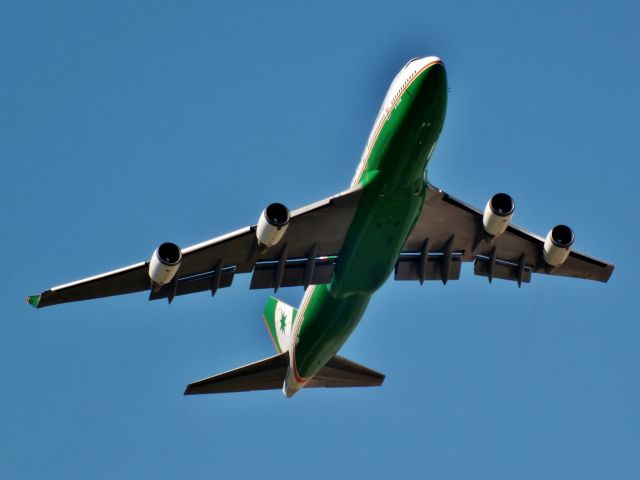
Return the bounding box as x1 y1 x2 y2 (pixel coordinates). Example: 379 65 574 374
27 56 614 397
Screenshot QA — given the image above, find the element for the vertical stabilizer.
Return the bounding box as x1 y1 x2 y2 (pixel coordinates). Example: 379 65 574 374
262 296 297 353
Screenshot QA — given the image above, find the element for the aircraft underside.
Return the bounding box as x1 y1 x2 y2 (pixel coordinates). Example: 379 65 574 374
28 57 613 397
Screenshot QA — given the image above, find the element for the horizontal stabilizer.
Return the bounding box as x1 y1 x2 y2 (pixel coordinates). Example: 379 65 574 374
185 352 289 395
306 355 385 388
184 353 385 395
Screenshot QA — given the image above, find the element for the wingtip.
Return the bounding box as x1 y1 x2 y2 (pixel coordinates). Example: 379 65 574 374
26 295 41 308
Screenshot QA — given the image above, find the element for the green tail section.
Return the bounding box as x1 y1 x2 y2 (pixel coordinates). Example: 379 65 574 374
262 296 297 353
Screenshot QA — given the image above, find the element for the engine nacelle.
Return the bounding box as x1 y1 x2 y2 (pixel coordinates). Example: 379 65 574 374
256 203 290 248
482 193 515 237
149 242 182 286
543 225 574 266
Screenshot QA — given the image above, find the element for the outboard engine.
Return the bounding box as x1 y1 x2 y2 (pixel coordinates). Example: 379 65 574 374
256 203 290 248
543 225 574 266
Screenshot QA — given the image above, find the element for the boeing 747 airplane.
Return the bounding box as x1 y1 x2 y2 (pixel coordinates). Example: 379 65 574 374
28 57 614 397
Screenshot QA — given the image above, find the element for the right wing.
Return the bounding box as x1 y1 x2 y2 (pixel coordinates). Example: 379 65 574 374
397 184 613 285
29 187 363 308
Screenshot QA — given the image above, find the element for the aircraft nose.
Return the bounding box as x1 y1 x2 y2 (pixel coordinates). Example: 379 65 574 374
406 56 443 69
407 57 447 98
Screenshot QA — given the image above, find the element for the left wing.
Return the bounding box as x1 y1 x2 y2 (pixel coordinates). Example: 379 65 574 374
397 184 613 285
29 187 363 308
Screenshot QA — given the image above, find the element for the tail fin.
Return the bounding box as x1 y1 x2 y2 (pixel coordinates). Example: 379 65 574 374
262 296 297 353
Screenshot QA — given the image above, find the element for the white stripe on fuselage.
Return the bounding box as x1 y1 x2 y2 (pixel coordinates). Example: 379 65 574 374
283 56 442 397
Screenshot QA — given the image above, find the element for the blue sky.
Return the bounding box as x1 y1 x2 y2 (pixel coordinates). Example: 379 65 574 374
2 1 639 478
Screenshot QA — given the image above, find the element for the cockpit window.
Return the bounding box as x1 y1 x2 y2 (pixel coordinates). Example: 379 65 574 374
403 57 420 68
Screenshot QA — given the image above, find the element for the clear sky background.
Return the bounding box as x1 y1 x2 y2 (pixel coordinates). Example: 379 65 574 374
2 1 639 478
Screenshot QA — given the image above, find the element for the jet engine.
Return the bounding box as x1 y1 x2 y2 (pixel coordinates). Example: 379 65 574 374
149 242 182 286
482 193 515 237
543 225 574 266
256 203 290 248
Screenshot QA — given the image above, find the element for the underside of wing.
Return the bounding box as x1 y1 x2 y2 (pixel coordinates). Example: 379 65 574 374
398 184 613 285
30 187 363 308
30 263 151 308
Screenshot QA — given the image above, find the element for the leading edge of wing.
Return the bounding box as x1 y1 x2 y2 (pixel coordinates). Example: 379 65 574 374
182 186 361 256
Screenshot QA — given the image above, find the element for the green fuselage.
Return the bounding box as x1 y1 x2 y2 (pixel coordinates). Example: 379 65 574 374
291 60 448 385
